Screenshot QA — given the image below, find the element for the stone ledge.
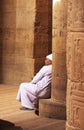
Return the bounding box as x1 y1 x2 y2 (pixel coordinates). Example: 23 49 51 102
39 99 66 120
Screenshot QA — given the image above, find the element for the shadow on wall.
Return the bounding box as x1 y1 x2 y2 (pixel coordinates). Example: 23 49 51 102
0 119 23 130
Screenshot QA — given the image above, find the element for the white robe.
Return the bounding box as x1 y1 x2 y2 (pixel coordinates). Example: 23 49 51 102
16 65 52 109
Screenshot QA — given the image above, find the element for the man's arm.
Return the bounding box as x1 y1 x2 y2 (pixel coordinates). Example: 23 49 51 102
31 66 45 84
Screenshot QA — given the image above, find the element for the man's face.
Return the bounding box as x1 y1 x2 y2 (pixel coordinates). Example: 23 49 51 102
45 58 52 65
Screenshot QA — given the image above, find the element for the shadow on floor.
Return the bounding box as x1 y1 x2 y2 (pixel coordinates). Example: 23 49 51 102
0 119 23 130
35 109 39 116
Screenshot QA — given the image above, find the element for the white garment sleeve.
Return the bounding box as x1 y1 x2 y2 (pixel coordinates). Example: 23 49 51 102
31 66 45 84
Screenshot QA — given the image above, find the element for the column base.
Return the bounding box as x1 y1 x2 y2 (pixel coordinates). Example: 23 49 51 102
39 99 66 120
66 122 80 130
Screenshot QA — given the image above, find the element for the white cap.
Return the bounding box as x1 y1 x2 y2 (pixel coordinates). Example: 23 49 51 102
46 54 52 61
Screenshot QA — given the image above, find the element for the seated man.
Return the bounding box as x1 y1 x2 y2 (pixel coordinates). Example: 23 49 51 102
16 54 52 110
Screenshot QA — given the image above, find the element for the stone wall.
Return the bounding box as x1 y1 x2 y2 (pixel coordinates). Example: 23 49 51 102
33 0 52 73
0 0 52 85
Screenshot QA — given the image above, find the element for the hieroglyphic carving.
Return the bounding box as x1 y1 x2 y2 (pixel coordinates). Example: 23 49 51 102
67 0 84 32
71 34 84 82
67 33 84 130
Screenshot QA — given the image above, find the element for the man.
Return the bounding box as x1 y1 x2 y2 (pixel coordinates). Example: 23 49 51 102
16 54 52 110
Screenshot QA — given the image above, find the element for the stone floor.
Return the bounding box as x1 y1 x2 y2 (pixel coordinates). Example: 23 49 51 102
0 84 65 130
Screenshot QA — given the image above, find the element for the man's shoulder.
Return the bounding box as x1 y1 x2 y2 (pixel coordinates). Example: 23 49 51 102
42 65 52 71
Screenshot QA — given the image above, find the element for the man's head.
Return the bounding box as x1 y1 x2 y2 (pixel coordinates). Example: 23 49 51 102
45 54 52 65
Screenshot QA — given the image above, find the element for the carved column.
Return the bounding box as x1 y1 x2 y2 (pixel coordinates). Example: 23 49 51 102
66 0 84 129
39 0 67 119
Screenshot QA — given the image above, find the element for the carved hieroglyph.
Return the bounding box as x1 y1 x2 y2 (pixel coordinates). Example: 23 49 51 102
66 0 84 129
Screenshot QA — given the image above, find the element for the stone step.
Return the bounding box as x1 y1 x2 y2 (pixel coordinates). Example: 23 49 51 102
39 99 66 120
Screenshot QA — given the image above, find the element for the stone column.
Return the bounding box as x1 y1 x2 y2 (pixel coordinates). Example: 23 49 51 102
0 1 3 82
0 0 52 85
39 0 67 119
66 0 84 129
1 0 16 84
15 0 52 83
15 0 36 84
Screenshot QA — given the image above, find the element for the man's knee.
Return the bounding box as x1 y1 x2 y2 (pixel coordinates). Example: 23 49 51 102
20 83 26 90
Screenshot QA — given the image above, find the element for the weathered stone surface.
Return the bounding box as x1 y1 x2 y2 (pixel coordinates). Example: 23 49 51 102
66 0 84 130
34 0 52 57
39 99 66 120
0 0 52 85
52 0 67 102
0 1 84 129
39 0 67 119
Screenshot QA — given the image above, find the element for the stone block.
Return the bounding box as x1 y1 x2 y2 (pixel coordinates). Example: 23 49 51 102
53 52 66 65
16 0 35 11
39 99 66 120
14 57 35 84
67 33 84 82
1 66 14 84
3 12 16 28
16 29 31 42
52 37 66 53
16 11 35 29
2 0 16 12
